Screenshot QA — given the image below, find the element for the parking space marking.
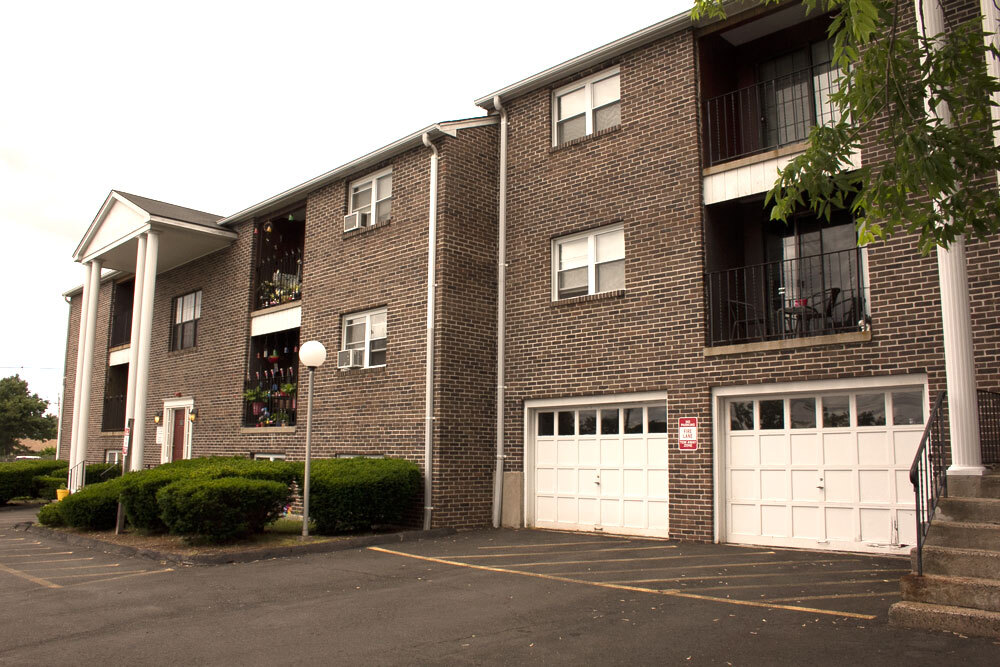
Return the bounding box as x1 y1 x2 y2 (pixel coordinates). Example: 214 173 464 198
0 561 62 588
62 568 174 587
477 540 634 549
22 564 121 572
681 577 903 592
45 570 151 580
0 551 73 558
547 558 859 576
451 545 678 559
599 567 908 585
368 546 877 620
3 557 94 565
503 551 780 568
770 591 901 602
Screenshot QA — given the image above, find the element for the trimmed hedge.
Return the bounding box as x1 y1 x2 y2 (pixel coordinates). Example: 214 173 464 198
32 464 122 500
157 477 291 543
37 501 65 527
55 477 127 531
119 457 299 532
33 475 67 500
309 458 421 534
0 460 68 504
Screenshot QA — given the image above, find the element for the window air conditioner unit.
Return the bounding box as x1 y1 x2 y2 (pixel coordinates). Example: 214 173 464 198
344 211 362 232
337 349 364 369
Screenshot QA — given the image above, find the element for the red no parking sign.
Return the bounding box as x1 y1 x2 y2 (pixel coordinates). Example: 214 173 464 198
678 417 698 451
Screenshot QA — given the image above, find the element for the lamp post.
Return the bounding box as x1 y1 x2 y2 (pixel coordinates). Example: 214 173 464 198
298 340 326 538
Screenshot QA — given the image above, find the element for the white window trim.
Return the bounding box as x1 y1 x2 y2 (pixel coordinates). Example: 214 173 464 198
551 223 624 301
342 307 388 368
551 67 621 146
348 167 393 227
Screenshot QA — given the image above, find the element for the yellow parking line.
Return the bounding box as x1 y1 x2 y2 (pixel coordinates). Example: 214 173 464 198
0 562 61 589
770 591 902 602
547 558 858 576
478 540 635 549
682 578 900 592
599 567 909 584
490 551 778 568
21 564 120 573
453 545 678 559
0 551 73 558
3 557 94 565
62 568 174 587
45 570 145 580
368 546 876 620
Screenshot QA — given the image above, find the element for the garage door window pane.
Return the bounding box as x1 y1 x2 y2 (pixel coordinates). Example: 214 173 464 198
579 410 597 435
790 397 816 428
823 396 850 427
538 412 554 436
647 406 667 433
760 400 784 429
558 411 576 436
856 393 886 426
892 391 924 425
624 408 643 434
601 409 619 434
730 401 753 430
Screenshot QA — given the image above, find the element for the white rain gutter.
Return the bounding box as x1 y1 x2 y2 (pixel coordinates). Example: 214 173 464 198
491 95 508 528
422 132 440 531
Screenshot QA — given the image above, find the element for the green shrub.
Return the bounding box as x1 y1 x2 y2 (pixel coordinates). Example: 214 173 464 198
58 478 126 531
85 463 121 485
157 477 290 543
37 501 65 527
0 460 68 504
33 475 66 500
309 458 421 534
119 457 299 533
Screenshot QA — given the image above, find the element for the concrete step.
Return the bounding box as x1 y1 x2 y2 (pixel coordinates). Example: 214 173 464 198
901 574 1000 613
918 545 1000 579
948 471 1000 500
936 497 1000 524
889 601 1000 639
926 520 1000 551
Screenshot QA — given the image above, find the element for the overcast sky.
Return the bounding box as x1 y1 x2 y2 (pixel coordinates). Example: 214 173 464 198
0 0 692 415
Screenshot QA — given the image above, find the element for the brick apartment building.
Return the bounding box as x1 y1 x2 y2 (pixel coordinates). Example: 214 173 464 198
60 3 998 556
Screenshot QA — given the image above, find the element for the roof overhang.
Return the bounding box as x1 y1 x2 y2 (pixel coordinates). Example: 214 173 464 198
72 191 237 273
218 117 498 227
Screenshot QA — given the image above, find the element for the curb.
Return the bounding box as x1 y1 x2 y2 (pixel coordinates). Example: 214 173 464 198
26 524 456 566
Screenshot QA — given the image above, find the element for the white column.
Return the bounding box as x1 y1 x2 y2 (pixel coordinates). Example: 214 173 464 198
74 258 103 489
68 262 94 490
131 231 159 469
123 234 147 471
982 0 1000 183
917 0 984 475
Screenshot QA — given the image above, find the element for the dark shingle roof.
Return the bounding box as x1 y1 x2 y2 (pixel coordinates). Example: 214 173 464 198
113 191 223 228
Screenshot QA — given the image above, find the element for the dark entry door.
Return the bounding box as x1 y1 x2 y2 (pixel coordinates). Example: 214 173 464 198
171 409 186 462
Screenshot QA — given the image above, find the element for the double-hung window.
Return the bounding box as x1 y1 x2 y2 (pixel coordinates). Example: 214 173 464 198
553 68 621 145
349 168 393 228
170 290 202 351
553 225 625 300
343 308 387 367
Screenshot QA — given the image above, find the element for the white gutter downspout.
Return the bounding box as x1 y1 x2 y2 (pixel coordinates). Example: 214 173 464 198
492 95 508 528
422 132 440 530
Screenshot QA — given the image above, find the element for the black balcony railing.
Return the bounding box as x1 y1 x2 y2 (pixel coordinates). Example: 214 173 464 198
705 247 867 347
978 389 1000 465
704 63 841 166
255 248 302 311
242 380 297 428
101 394 126 432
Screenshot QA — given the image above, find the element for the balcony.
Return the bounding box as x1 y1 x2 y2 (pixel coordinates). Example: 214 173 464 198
243 328 299 428
253 207 305 311
101 394 126 432
109 279 134 348
705 247 867 347
703 62 841 167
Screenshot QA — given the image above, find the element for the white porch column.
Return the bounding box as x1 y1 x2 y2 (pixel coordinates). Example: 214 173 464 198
73 258 103 489
68 262 94 489
918 0 984 476
123 233 147 471
131 231 159 469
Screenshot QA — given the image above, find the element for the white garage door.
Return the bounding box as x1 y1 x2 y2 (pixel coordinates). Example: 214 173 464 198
724 388 925 554
531 404 669 537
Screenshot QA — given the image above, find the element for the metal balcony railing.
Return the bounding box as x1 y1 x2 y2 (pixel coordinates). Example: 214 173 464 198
101 394 126 432
978 389 1000 465
704 247 867 347
254 248 302 311
703 63 841 166
243 379 298 428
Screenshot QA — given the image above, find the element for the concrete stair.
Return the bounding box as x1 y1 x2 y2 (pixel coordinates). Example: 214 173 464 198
889 469 1000 639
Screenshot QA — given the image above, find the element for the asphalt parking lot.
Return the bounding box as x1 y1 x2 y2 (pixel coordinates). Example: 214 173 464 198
1 508 997 665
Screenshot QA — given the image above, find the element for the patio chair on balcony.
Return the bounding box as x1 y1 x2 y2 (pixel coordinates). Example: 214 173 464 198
729 298 766 342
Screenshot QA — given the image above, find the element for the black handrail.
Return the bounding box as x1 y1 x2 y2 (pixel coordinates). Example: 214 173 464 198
977 389 1000 465
909 391 948 575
